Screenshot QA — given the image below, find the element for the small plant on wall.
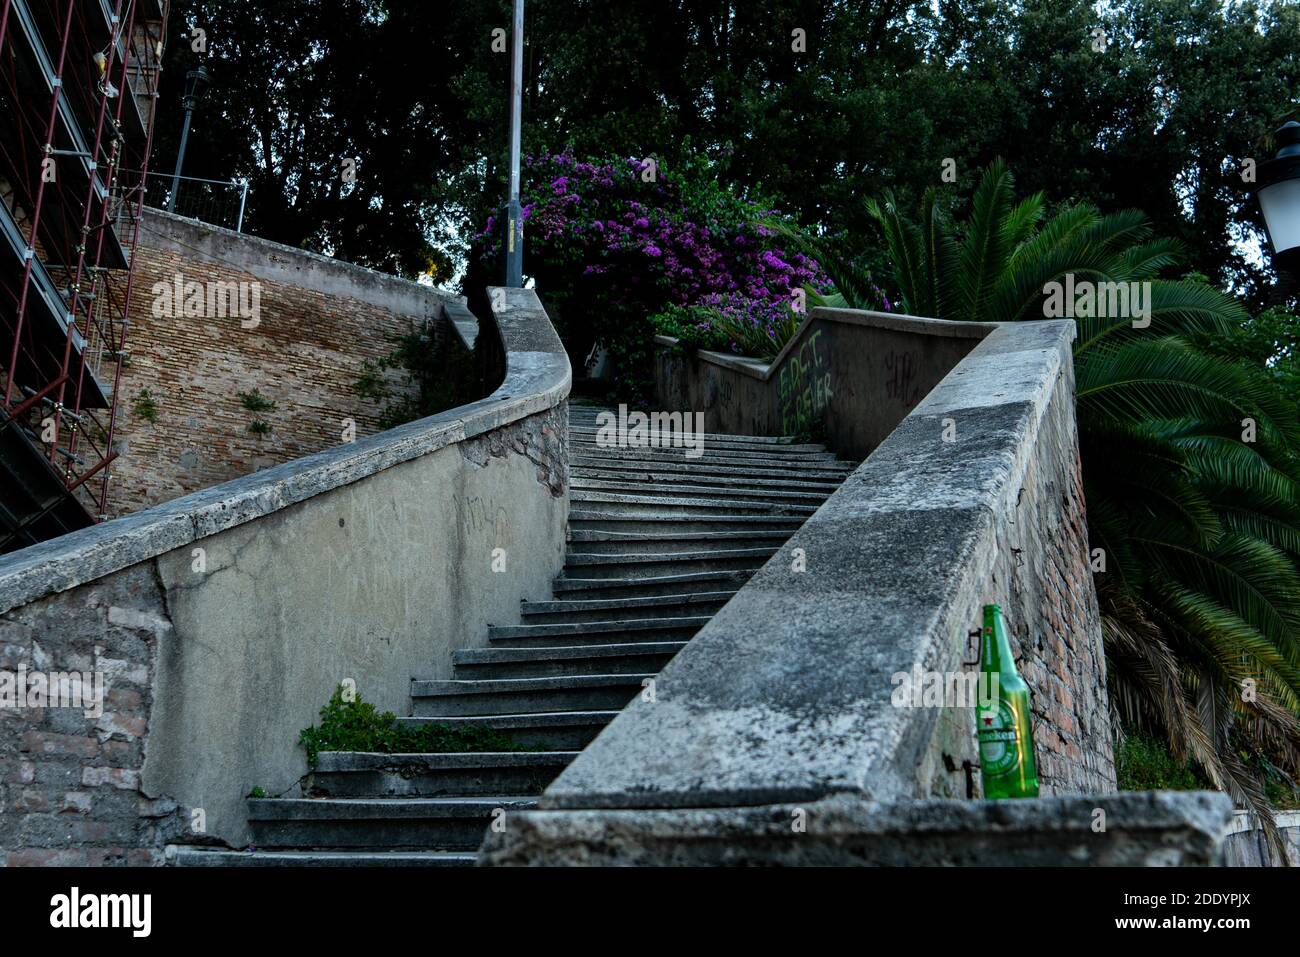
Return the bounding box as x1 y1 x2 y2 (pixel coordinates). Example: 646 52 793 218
237 388 276 435
131 387 159 423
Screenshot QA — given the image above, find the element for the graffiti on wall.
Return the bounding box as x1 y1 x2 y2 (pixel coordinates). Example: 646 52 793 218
884 349 922 406
777 330 832 436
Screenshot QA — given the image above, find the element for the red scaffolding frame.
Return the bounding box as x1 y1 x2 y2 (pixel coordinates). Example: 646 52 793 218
0 0 168 550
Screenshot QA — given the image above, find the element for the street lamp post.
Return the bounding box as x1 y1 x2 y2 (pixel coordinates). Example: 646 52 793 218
504 0 524 287
167 65 210 214
1254 120 1300 298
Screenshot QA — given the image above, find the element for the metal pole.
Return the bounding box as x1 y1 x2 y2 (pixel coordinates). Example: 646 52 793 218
167 104 194 212
235 177 248 232
504 0 524 287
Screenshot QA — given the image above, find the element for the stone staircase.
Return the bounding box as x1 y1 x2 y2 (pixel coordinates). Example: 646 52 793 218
173 403 855 865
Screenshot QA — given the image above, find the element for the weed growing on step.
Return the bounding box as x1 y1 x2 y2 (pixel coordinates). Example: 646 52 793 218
298 685 532 767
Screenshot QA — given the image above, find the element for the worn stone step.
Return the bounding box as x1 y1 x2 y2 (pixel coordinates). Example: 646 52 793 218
171 847 477 867
453 641 686 678
394 711 616 749
567 428 830 453
489 615 709 646
550 569 753 599
572 465 843 492
560 547 775 579
570 447 847 467
564 531 788 556
247 796 536 850
490 615 711 638
570 455 856 480
569 512 806 535
572 490 818 517
306 751 577 798
566 413 798 440
519 590 736 621
411 673 651 716
571 478 832 505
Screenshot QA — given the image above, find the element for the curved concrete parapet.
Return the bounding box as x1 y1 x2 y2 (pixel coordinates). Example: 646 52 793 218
654 306 992 459
0 287 568 614
506 312 1117 832
0 287 569 855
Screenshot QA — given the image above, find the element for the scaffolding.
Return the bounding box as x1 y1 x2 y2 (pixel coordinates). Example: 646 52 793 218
0 0 168 553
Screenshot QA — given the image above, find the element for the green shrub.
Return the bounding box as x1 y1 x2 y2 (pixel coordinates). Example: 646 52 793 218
1115 728 1209 792
649 303 731 354
297 685 529 767
351 328 458 430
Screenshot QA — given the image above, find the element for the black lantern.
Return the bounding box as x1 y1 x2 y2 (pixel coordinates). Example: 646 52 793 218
1255 121 1300 278
168 65 211 213
181 64 210 110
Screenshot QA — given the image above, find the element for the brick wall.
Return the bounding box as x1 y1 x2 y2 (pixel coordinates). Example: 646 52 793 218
983 360 1115 795
105 209 456 517
0 563 187 866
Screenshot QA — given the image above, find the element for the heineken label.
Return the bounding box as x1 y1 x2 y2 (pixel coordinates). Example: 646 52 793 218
977 700 1023 776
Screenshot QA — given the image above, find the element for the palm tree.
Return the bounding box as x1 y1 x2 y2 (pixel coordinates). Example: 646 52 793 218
785 161 1300 850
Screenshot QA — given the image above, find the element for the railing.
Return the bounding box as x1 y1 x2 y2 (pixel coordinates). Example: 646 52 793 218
139 171 250 233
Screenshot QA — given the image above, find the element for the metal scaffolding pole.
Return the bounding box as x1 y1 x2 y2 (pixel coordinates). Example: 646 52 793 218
0 0 170 540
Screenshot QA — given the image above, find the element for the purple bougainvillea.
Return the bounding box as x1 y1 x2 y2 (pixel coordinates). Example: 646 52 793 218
477 151 824 315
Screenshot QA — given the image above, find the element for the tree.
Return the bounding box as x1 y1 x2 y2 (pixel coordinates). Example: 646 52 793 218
154 1 1300 297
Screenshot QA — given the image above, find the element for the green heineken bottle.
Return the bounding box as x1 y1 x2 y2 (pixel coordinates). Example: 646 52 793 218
976 604 1039 799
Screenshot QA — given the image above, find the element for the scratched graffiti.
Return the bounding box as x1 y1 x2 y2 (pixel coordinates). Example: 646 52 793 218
884 349 922 406
457 494 512 540
776 330 832 436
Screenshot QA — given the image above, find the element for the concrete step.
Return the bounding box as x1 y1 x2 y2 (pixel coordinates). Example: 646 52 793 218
570 457 856 483
394 711 616 749
569 512 806 535
570 447 849 468
411 673 651 716
247 796 536 850
454 641 686 679
306 751 577 797
571 478 833 505
566 529 789 556
171 847 477 867
567 428 830 453
572 465 842 493
571 490 818 517
566 413 797 439
488 615 709 646
519 591 736 622
560 547 775 578
550 569 753 599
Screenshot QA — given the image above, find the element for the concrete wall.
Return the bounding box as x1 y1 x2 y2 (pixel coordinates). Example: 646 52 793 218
561 315 1113 809
654 308 985 459
487 312 1119 864
1222 810 1300 866
107 209 462 517
482 791 1232 867
0 288 569 861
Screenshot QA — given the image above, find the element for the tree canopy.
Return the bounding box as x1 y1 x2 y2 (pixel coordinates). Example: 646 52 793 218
154 0 1300 304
